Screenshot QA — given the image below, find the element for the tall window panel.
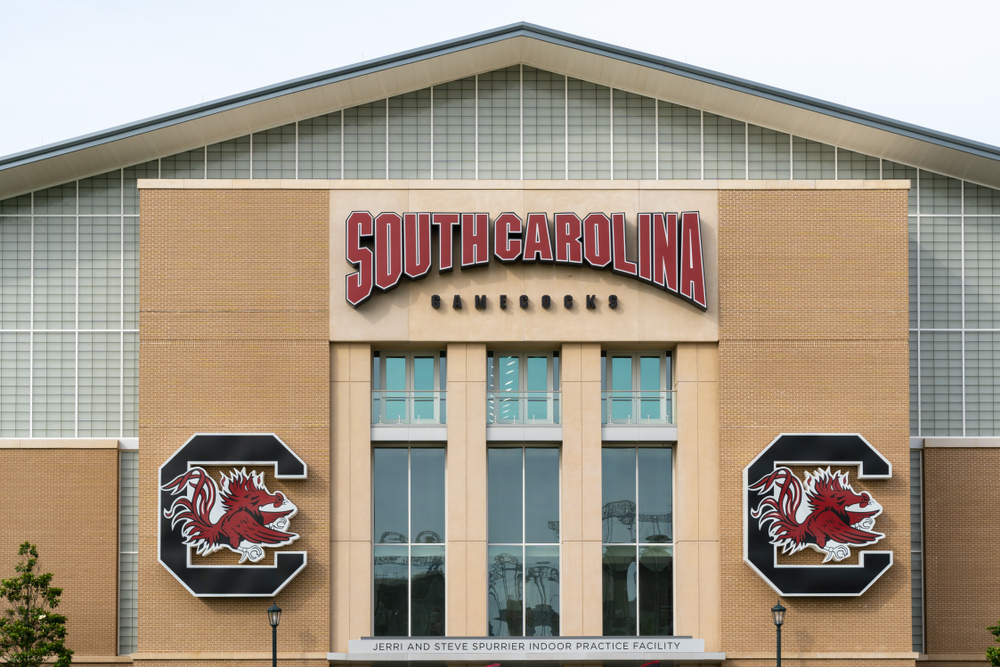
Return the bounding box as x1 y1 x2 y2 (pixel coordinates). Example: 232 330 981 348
964 216 999 329
792 137 834 179
161 148 206 179
657 103 700 179
965 182 1000 214
487 352 560 425
919 171 962 214
345 101 387 179
966 333 998 436
883 161 917 214
0 333 29 436
703 113 745 180
919 217 962 329
910 332 919 435
119 450 138 654
389 89 432 179
919 332 963 436
252 124 297 179
910 449 924 653
568 78 611 180
373 447 446 637
748 125 790 179
612 90 656 180
1 216 31 329
124 217 139 330
523 67 566 180
602 447 673 636
478 67 521 179
372 351 447 426
78 333 121 437
34 216 76 330
207 136 251 178
488 447 560 637
79 217 122 330
123 161 158 215
298 112 342 179
837 149 880 179
32 332 75 436
123 332 138 437
433 78 476 179
909 216 918 330
79 171 122 214
600 352 672 425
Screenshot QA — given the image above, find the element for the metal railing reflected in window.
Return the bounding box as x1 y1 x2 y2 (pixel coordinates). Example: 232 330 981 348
371 390 447 425
601 390 675 425
486 391 561 425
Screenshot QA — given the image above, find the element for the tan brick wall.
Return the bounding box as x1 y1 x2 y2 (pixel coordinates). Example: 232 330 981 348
139 190 329 657
718 189 911 660
0 448 118 656
923 448 1000 656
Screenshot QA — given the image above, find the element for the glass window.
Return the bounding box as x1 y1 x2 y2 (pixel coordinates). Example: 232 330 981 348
372 351 446 425
523 67 566 180
488 447 560 637
487 351 560 425
602 447 673 636
568 77 611 179
600 352 672 424
613 90 656 180
373 447 446 637
478 67 521 180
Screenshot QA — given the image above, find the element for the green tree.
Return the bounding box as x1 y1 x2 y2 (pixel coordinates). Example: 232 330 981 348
0 542 73 667
989 621 1000 667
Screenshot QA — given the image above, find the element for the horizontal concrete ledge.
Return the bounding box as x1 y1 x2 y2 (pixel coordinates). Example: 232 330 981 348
0 438 119 449
602 425 678 442
131 652 328 660
922 437 1000 448
371 426 447 442
487 425 563 442
919 655 993 662
138 178 910 191
330 652 726 663
728 652 919 659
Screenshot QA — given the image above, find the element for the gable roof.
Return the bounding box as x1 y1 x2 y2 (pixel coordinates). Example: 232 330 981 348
3 22 999 197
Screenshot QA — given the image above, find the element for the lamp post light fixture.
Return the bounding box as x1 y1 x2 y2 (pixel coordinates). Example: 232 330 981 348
772 602 786 667
267 602 282 667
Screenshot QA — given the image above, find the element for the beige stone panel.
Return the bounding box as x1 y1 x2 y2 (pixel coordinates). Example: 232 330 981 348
330 540 352 651
560 380 583 543
673 540 700 638
331 343 351 382
447 541 468 636
405 187 525 215
349 540 373 644
675 342 698 383
581 540 604 636
581 343 602 382
330 380 353 543
465 540 490 636
448 343 468 382
465 346 488 544
329 189 410 340
674 380 701 543
522 186 639 217
698 540 722 653
349 343 372 382
349 380 372 542
697 341 719 383
697 379 720 542
581 381 604 544
560 540 583 636
447 382 469 542
465 344 487 383
521 266 640 341
562 343 582 383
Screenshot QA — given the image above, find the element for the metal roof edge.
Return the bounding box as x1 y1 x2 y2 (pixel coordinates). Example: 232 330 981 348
2 21 999 173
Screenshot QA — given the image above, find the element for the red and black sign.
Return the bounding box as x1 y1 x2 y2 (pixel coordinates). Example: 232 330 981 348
345 211 707 311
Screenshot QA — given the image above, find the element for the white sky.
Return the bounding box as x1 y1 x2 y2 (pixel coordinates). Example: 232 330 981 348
2 0 998 159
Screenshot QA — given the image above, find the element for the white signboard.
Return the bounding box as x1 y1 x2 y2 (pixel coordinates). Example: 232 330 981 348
345 636 711 661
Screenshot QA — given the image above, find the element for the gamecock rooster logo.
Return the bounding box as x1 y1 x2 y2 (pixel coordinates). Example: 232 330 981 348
749 467 884 563
162 467 299 563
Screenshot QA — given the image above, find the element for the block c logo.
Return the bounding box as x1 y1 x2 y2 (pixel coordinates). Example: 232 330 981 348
158 433 307 597
744 433 893 596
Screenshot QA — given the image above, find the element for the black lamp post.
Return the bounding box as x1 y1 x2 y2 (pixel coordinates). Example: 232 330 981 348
771 603 786 667
267 602 282 667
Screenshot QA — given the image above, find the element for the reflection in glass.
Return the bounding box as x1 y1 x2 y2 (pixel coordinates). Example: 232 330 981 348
526 356 548 420
386 356 407 421
489 448 523 544
497 355 521 422
411 546 445 636
638 449 672 543
638 546 673 635
639 356 661 420
524 449 560 543
374 449 408 542
374 545 408 636
602 546 637 636
488 546 523 636
413 356 435 421
602 448 636 543
610 356 633 422
526 546 560 636
411 449 445 543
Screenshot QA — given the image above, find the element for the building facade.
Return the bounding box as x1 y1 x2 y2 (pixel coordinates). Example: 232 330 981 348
0 23 997 667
